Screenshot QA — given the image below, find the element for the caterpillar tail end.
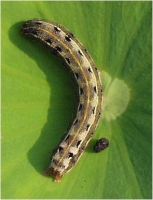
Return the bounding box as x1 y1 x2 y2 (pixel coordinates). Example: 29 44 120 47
44 167 62 182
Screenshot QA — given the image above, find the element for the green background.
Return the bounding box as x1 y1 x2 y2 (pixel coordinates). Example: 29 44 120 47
2 1 152 199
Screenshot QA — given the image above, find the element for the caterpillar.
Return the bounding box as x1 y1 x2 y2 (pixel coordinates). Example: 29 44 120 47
22 19 102 182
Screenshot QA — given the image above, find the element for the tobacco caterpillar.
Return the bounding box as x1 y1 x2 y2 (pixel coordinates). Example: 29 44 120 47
22 19 102 182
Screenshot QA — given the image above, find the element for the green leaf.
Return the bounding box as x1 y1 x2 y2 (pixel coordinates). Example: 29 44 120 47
2 1 152 199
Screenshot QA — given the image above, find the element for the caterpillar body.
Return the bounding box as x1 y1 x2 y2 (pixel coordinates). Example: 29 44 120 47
22 19 102 182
